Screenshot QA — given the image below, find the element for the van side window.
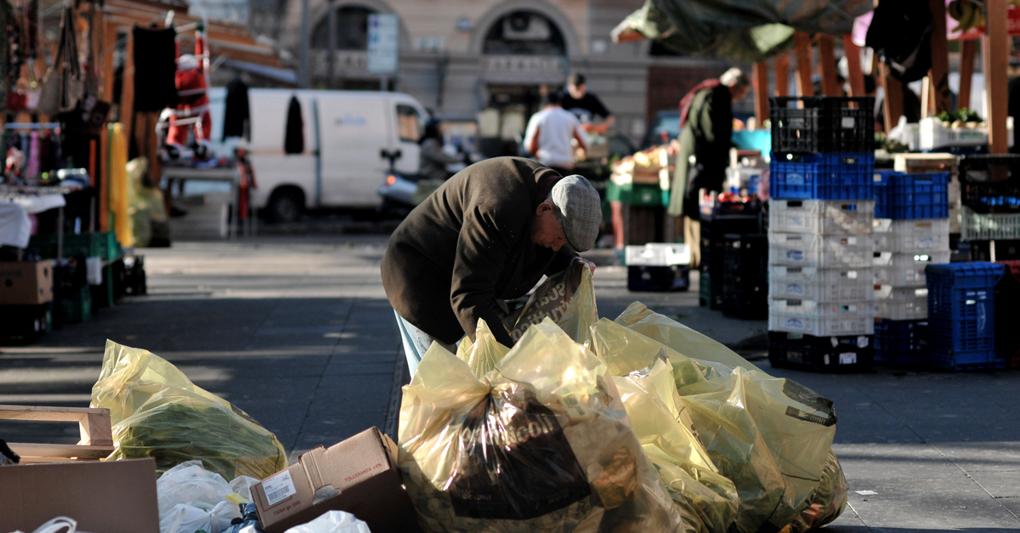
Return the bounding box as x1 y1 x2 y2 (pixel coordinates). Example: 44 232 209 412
396 104 421 142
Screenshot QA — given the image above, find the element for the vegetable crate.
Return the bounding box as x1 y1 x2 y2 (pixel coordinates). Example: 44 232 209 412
873 171 950 220
873 319 930 368
925 262 1006 370
768 331 874 373
770 152 874 200
770 96 875 153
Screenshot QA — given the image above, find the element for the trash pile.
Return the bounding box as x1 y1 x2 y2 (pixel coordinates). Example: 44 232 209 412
1 261 847 533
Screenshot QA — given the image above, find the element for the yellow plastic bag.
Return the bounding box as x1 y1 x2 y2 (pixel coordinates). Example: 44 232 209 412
597 304 844 532
399 319 696 532
90 340 287 480
502 258 597 344
455 319 510 378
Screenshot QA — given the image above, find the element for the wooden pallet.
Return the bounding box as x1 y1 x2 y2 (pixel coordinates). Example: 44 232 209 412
0 405 114 462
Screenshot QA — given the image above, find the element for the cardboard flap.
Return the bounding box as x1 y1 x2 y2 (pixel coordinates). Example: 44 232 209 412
300 446 328 489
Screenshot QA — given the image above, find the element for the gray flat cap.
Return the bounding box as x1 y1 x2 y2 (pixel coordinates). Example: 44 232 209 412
550 175 602 252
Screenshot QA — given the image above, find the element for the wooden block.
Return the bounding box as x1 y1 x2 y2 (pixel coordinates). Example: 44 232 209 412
794 32 814 97
0 405 114 451
8 443 115 462
753 62 769 125
817 35 840 96
983 0 1010 154
959 40 977 110
843 35 866 97
774 53 790 96
928 0 952 113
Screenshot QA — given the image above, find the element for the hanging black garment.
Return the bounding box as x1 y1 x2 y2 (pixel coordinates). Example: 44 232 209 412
284 95 304 154
866 0 932 83
222 77 251 140
132 27 178 112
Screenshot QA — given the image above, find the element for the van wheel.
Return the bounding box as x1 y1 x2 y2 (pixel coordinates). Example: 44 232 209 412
267 188 304 223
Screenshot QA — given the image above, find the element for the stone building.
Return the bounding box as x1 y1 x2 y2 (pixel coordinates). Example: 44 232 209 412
261 0 736 146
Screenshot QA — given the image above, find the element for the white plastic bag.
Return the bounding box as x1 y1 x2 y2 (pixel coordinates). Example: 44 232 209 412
283 511 372 533
156 460 250 533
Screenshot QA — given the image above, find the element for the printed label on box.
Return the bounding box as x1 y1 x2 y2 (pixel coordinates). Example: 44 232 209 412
839 352 858 365
262 470 297 506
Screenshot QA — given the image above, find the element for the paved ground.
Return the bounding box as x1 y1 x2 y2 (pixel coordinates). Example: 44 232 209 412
1 233 1018 531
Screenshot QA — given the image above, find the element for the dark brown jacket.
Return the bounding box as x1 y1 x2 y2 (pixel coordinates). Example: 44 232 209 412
381 157 572 347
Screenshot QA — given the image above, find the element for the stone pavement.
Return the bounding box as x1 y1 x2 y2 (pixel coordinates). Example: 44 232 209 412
1 234 1018 531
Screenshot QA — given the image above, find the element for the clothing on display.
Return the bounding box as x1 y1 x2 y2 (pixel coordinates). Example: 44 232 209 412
284 95 304 154
132 27 178 113
222 77 251 141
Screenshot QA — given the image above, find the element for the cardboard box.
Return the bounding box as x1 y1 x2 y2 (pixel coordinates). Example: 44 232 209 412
253 427 420 533
0 458 159 533
0 261 54 304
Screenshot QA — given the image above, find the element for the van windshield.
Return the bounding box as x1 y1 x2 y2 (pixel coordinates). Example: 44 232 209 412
397 104 422 142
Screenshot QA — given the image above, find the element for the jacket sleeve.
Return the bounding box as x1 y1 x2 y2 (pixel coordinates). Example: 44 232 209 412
449 204 520 347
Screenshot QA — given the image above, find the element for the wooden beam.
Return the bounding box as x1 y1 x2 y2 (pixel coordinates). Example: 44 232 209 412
928 0 952 113
752 62 769 125
959 40 978 111
794 32 814 97
774 53 790 96
8 443 115 462
818 35 840 96
0 405 114 447
843 35 866 97
879 63 904 132
984 0 1009 154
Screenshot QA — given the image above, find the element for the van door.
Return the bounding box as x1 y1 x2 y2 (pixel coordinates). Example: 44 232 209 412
391 102 424 176
318 95 390 207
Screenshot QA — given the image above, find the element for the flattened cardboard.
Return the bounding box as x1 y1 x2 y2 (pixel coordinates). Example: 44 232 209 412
0 458 159 533
0 261 54 304
253 427 419 533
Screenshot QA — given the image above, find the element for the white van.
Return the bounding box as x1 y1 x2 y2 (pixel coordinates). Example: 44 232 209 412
207 88 429 221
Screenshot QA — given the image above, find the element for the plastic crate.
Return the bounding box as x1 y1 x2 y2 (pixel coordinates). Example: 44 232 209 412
770 152 875 200
699 214 762 237
768 331 874 372
873 319 930 368
874 285 929 320
873 170 950 220
27 231 121 261
769 298 875 336
769 199 874 235
959 154 1020 214
925 262 1006 370
721 234 767 319
872 219 951 252
770 96 875 153
873 251 951 286
964 240 1020 261
960 208 1020 241
768 232 873 268
995 263 1020 367
768 265 873 301
698 269 722 309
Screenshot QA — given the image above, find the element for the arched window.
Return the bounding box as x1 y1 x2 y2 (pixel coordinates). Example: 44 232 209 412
311 5 375 50
482 10 566 56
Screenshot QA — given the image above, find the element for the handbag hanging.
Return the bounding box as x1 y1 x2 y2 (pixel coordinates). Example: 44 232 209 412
37 6 83 116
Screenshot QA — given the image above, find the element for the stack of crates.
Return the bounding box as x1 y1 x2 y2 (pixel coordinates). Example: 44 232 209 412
871 169 951 367
958 155 1020 260
767 96 876 371
925 262 1006 369
699 203 761 309
996 261 1020 368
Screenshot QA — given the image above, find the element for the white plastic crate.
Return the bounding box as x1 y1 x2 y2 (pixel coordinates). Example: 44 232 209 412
768 265 874 301
769 199 875 235
768 232 873 268
874 285 929 320
872 219 950 252
872 251 951 286
769 299 875 336
960 208 1020 241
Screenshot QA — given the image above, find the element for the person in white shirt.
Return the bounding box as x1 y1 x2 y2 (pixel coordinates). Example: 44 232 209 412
523 91 587 172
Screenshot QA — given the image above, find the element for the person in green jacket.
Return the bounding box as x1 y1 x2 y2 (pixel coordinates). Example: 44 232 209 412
381 157 601 375
669 68 750 266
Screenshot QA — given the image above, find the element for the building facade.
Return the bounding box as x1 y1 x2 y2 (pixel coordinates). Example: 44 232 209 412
274 0 733 146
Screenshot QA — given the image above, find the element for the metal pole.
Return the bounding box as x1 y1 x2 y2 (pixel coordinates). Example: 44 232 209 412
299 0 310 87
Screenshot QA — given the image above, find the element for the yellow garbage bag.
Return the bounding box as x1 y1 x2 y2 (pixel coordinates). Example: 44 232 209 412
398 319 696 532
502 258 597 344
455 319 510 378
602 304 844 532
90 340 287 480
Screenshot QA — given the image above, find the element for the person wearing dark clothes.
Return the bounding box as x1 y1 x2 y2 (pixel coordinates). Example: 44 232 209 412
381 157 601 375
284 95 304 154
561 72 615 135
222 77 251 141
669 68 750 267
418 119 461 181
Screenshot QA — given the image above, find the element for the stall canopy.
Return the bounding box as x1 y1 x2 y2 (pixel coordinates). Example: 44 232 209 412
612 0 873 62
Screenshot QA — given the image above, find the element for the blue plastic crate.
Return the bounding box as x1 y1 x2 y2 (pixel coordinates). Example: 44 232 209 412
770 152 874 200
873 319 929 368
873 170 950 219
926 262 1006 370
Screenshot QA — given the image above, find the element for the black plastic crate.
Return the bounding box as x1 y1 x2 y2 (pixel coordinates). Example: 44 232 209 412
963 240 1020 262
768 331 874 372
700 214 761 240
721 234 767 319
770 96 875 153
874 319 930 368
959 154 1020 214
996 262 1020 368
628 265 690 292
0 303 52 344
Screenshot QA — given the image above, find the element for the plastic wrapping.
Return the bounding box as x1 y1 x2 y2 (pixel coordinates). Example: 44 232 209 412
155 460 257 533
501 259 597 344
283 511 371 533
91 340 287 480
398 319 695 532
